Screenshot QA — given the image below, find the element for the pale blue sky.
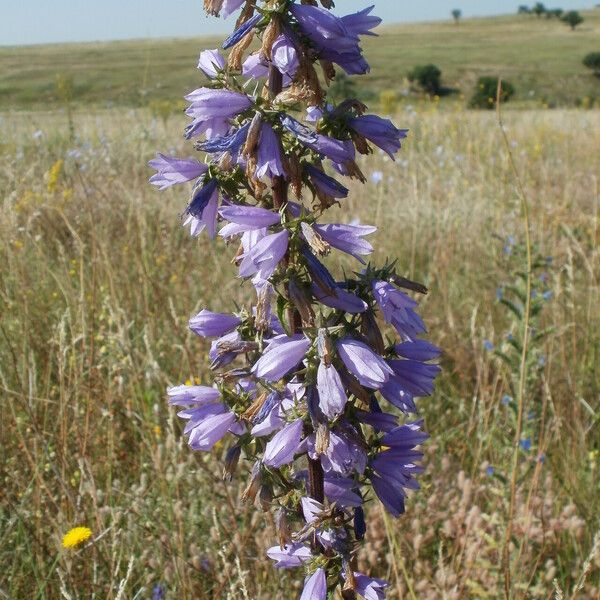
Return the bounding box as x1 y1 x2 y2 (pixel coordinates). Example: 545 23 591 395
1 1 596 46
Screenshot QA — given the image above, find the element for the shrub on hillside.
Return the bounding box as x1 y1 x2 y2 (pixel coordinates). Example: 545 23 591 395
532 2 546 17
469 76 515 109
451 9 462 24
561 10 584 30
518 5 531 14
408 64 442 95
583 52 600 76
545 8 564 18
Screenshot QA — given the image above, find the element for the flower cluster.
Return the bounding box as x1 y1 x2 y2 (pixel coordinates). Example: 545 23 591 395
150 2 439 598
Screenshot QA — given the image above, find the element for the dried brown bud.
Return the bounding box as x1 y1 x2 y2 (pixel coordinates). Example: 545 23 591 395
319 59 336 86
218 152 234 171
228 30 254 71
259 485 273 511
301 222 330 257
361 310 385 355
344 160 367 183
342 565 357 598
242 391 269 421
244 112 262 157
316 328 334 366
351 130 370 156
222 445 241 481
255 283 273 331
390 274 429 295
242 462 262 503
261 18 282 59
204 0 224 16
320 0 335 8
275 508 292 548
288 278 315 327
315 423 330 454
286 151 304 199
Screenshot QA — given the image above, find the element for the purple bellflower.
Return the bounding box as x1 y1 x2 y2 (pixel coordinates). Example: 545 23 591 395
148 154 207 190
300 568 327 600
197 48 226 78
189 309 241 338
157 3 437 597
348 114 408 159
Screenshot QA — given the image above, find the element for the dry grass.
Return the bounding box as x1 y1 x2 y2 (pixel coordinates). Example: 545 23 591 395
1 105 599 598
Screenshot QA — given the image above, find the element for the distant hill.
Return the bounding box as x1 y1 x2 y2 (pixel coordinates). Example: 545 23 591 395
1 9 599 111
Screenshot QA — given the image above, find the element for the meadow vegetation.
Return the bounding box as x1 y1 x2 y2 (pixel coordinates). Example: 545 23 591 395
1 9 600 599
1 101 598 598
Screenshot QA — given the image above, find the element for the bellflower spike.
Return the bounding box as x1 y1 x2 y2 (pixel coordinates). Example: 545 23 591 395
336 338 393 389
251 334 310 382
197 49 226 78
300 568 327 600
239 230 289 281
263 418 305 467
148 154 207 190
189 309 241 338
256 123 287 179
348 115 408 159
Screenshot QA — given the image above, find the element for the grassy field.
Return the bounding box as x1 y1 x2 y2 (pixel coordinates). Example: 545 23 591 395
1 101 599 598
1 10 600 111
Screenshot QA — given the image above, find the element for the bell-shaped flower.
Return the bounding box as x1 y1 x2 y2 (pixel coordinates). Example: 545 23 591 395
395 339 441 361
348 572 388 600
263 418 305 467
336 338 393 389
222 13 261 48
197 48 226 78
185 178 219 238
348 114 408 159
251 334 310 382
256 123 287 179
305 164 349 199
239 230 289 281
189 309 241 338
387 359 440 397
372 280 426 339
219 205 280 237
317 363 347 419
314 223 376 263
341 5 382 37
300 568 327 600
185 88 252 123
148 154 207 190
271 33 299 79
167 384 220 406
266 543 312 569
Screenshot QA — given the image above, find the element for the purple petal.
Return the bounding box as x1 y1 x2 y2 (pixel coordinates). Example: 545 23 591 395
189 309 241 338
300 568 327 600
266 543 312 569
251 334 310 382
263 419 304 467
148 153 207 190
197 49 226 78
317 363 347 419
336 338 393 389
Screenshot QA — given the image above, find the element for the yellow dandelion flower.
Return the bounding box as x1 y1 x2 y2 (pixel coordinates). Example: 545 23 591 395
62 526 92 549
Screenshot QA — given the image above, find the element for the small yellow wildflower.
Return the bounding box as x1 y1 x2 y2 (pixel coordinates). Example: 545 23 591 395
62 526 92 549
46 159 64 194
153 424 162 438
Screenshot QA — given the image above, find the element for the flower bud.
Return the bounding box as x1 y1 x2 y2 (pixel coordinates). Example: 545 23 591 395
316 328 334 366
259 484 273 511
223 445 241 481
275 508 292 548
288 278 315 326
242 461 262 503
301 222 330 257
360 310 385 355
